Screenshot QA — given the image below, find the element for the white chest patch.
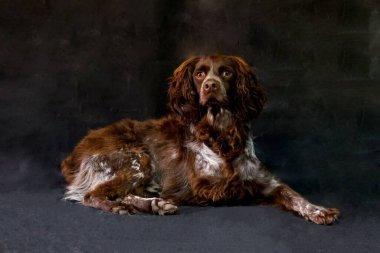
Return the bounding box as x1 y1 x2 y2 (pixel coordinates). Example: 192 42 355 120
186 142 223 177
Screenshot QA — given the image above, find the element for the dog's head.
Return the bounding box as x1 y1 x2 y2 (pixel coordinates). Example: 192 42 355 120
168 55 266 123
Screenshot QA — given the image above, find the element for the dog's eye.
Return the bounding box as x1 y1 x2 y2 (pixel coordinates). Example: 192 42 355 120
222 70 231 78
195 71 206 79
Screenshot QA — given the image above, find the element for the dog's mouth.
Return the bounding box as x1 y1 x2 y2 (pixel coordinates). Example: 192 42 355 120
206 99 222 116
200 97 227 118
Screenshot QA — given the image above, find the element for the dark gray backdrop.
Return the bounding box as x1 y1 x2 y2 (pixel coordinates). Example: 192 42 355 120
1 0 379 199
0 1 379 252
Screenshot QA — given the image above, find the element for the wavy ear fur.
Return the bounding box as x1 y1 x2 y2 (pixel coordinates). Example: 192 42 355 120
229 56 266 121
168 57 200 123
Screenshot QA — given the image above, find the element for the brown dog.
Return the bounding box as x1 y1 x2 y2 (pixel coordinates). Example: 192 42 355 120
62 55 339 224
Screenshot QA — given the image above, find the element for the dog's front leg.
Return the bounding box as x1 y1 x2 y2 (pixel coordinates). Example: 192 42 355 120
237 147 340 225
265 183 340 225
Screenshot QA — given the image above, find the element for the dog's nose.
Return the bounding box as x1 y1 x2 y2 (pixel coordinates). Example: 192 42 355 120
203 80 220 93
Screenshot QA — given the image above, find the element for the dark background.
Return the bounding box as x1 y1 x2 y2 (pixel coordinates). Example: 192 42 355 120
0 0 379 252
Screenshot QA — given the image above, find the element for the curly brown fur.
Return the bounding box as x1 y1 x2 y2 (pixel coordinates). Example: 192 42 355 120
62 55 339 224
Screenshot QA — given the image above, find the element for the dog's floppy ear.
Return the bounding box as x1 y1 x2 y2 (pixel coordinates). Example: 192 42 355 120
168 57 200 123
229 56 266 121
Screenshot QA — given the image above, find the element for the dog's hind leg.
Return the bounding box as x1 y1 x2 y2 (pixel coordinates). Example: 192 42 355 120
65 150 177 215
82 174 139 215
83 176 177 215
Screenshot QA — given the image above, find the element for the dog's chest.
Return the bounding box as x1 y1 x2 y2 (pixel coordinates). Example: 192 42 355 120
232 137 262 181
186 142 224 177
186 138 261 179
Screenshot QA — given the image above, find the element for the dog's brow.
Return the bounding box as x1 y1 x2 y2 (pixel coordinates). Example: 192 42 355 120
195 64 209 72
218 65 234 72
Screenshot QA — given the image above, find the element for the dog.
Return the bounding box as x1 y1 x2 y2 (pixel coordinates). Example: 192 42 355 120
61 55 339 224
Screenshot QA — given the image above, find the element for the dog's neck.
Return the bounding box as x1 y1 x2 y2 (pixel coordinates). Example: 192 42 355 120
190 106 248 160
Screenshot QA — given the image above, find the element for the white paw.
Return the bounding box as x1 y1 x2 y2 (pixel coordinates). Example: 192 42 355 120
305 205 340 225
151 199 178 215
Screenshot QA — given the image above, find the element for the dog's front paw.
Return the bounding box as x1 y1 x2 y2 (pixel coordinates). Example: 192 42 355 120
151 198 178 215
304 205 340 225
